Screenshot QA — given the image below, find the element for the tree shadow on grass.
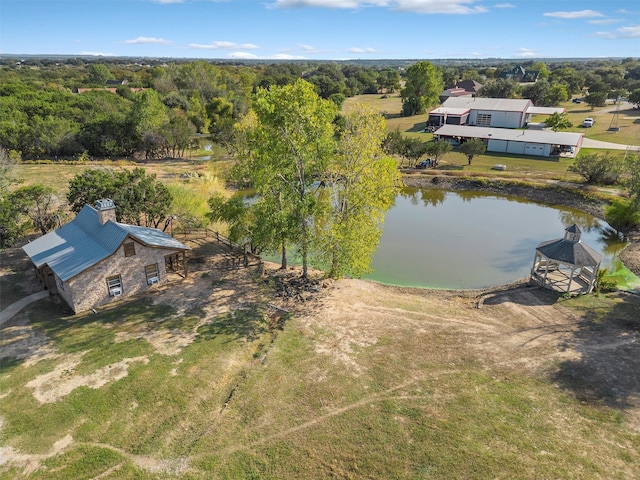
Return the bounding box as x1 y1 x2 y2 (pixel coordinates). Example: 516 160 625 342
407 122 427 133
196 306 272 343
551 292 640 410
0 297 177 360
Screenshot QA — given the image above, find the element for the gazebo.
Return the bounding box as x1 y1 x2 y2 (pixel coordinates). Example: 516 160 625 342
530 224 603 294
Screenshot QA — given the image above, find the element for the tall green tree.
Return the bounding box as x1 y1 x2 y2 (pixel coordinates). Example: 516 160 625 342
235 79 337 278
478 78 521 99
87 64 113 85
629 89 640 108
459 138 486 165
127 89 169 158
400 61 443 116
544 112 573 132
585 91 607 109
425 140 453 168
9 184 61 235
67 167 173 230
315 104 401 278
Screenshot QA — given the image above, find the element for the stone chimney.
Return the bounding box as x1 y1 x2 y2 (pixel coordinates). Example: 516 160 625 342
95 199 117 224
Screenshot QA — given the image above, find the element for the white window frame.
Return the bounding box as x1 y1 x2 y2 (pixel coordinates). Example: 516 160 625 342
145 264 159 285
476 113 492 127
107 275 123 296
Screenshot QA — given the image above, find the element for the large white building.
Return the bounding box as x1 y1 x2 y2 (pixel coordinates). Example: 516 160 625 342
428 97 581 158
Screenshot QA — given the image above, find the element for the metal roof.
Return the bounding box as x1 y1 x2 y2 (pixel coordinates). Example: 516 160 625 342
23 205 189 282
439 97 533 113
526 106 566 115
429 107 471 116
434 124 583 146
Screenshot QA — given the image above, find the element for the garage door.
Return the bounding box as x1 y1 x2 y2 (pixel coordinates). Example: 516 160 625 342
524 143 545 156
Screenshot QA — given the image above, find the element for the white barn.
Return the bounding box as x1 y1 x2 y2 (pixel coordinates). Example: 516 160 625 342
428 97 565 129
434 125 583 158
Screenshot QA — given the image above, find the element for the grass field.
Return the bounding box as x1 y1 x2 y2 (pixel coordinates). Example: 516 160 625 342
343 93 640 181
1 242 640 479
3 93 640 479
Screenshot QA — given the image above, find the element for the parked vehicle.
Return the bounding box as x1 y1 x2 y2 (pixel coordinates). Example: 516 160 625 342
416 159 433 169
572 98 582 103
582 118 594 127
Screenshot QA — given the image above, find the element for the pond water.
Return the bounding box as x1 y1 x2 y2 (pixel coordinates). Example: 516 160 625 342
363 188 630 289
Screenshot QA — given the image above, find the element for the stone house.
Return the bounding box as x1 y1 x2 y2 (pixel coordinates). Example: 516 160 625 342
22 199 189 314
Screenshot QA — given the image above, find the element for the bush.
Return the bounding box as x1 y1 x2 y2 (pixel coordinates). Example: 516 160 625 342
569 153 623 184
595 268 618 294
605 198 640 230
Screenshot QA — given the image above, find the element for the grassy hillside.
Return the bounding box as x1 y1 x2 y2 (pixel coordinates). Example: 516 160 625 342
1 244 640 479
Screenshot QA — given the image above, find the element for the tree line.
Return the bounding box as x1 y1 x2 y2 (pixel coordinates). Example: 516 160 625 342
0 81 402 280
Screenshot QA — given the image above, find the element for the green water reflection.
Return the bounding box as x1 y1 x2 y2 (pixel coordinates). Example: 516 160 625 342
364 188 631 289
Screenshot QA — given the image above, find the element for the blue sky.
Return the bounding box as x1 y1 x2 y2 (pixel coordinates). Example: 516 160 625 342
1 0 639 60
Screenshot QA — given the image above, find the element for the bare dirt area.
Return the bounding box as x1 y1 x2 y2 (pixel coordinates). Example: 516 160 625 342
302 278 640 430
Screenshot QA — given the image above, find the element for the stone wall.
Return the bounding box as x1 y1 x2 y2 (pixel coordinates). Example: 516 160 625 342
65 236 184 313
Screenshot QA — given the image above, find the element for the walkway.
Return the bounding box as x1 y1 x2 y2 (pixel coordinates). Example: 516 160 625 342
581 138 640 151
0 291 49 327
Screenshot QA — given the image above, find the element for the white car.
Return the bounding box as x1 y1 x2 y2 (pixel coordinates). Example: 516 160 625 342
582 118 594 127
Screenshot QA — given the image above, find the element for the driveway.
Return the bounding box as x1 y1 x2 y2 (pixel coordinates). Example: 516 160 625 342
581 138 640 151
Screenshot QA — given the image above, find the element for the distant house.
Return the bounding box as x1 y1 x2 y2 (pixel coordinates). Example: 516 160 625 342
498 65 539 83
439 80 484 103
22 199 189 314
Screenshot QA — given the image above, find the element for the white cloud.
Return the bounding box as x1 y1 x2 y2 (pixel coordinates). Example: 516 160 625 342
543 10 603 19
124 36 172 45
595 25 640 39
514 48 538 58
589 19 621 25
349 46 380 54
272 0 488 14
229 51 260 59
271 53 308 59
298 43 319 52
189 41 260 50
494 3 514 8
77 51 115 57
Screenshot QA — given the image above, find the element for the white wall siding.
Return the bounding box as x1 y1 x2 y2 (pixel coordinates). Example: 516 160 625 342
488 139 508 153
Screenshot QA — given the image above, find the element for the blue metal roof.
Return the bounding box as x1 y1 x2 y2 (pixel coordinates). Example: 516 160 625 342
22 205 189 281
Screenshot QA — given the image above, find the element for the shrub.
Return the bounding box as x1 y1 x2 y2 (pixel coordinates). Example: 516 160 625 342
605 198 640 230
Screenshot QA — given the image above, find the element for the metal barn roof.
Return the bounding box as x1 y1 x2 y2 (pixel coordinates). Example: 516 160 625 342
439 97 533 112
526 106 566 115
23 204 189 282
434 125 583 146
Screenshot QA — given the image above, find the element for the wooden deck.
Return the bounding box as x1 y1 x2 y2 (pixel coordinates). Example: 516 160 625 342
531 269 592 294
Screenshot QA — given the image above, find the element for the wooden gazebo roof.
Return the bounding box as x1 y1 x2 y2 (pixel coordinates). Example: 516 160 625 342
535 224 602 267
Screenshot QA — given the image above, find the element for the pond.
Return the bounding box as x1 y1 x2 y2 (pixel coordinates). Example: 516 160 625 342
363 188 631 289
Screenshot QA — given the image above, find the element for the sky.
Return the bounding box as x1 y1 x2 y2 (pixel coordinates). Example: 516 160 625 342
1 0 639 60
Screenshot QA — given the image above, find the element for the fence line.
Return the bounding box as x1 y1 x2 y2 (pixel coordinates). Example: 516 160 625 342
178 227 264 270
